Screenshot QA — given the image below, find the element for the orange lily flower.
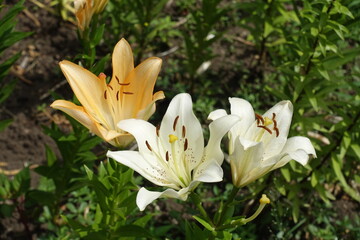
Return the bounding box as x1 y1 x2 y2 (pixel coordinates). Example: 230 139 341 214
74 0 108 31
51 38 164 148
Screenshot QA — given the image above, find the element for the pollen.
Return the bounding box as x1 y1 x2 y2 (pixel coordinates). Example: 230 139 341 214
169 134 178 143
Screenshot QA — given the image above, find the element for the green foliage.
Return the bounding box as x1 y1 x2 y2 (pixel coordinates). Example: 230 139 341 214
0 0 31 129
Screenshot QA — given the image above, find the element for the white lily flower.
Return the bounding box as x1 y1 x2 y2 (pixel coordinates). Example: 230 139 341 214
107 93 239 210
208 98 316 188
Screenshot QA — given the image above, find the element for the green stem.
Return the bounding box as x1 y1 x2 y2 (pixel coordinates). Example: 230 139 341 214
214 186 239 227
189 192 213 226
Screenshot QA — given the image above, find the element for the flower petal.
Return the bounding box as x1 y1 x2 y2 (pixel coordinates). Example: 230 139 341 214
205 114 239 165
159 93 204 169
110 38 134 85
122 57 162 119
263 100 293 139
208 109 227 121
274 136 316 168
117 119 160 154
107 150 176 188
193 160 223 183
230 137 264 187
59 60 112 126
51 100 105 138
136 90 165 120
136 187 190 211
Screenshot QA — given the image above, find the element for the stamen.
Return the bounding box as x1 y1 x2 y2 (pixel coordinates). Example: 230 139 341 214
115 76 120 84
273 118 277 128
258 125 272 134
255 113 265 125
274 127 279 137
119 82 130 86
104 90 107 99
182 125 186 138
107 84 113 90
165 151 169 161
272 113 276 120
123 91 134 95
156 125 160 137
116 91 119 101
173 116 179 131
184 138 188 151
145 141 152 151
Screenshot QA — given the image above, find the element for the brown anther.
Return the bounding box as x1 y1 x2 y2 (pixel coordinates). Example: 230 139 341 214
115 76 120 84
173 116 179 131
104 90 107 99
145 141 152 151
184 138 188 151
182 125 186 138
116 91 119 101
274 127 279 137
272 113 276 120
165 151 169 161
255 113 265 125
123 91 134 95
107 84 113 90
156 125 160 137
273 119 277 128
258 125 272 134
119 82 130 86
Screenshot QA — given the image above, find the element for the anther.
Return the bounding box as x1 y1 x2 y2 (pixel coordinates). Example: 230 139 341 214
258 125 272 134
165 151 169 161
116 91 119 101
182 125 186 138
156 125 160 137
274 127 279 137
145 141 152 151
272 113 276 120
119 82 130 86
273 119 277 128
255 113 265 125
107 84 113 90
104 90 107 99
184 138 188 151
123 91 134 95
173 116 179 131
115 76 120 84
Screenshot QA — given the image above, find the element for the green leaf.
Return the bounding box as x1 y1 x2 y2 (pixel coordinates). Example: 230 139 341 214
280 168 291 182
192 215 214 232
113 225 152 238
45 145 56 166
0 119 12 131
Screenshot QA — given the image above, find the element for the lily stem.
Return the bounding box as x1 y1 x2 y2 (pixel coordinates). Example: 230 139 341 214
189 192 214 227
215 186 240 228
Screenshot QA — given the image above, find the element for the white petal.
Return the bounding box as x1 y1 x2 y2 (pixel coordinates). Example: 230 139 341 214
229 97 255 125
205 114 239 165
274 136 316 168
117 119 159 154
159 93 204 168
230 137 264 187
263 100 293 138
194 160 223 183
136 187 190 211
107 150 175 188
208 109 227 121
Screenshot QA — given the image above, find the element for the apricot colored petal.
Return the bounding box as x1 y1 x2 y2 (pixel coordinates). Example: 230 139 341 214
111 38 134 85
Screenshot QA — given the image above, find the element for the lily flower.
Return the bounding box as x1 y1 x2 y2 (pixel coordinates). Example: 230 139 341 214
208 98 316 188
74 0 108 31
107 93 239 210
51 38 164 148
